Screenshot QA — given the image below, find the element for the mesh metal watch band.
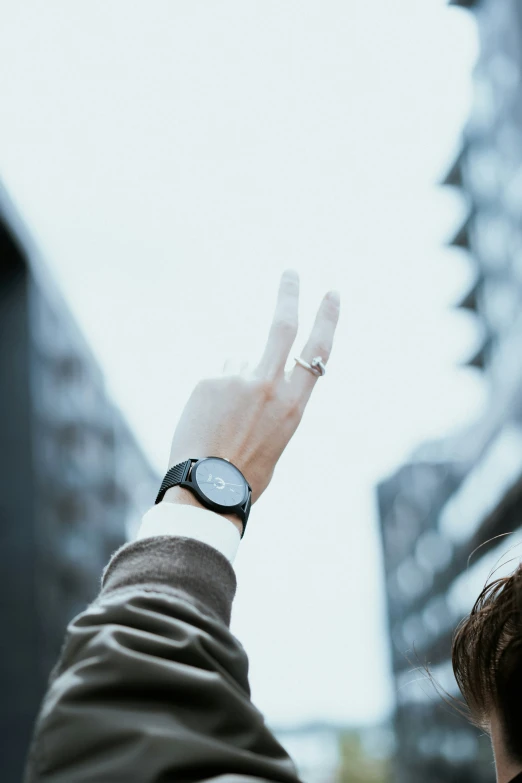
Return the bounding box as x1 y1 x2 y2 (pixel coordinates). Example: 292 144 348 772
154 460 192 505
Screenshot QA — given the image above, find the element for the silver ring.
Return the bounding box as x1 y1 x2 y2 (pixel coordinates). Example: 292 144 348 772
294 355 326 377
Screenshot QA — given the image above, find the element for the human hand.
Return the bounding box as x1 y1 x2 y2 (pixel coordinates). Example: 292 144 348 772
167 269 340 516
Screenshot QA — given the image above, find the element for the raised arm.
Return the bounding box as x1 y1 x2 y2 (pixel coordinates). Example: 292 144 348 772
24 270 340 782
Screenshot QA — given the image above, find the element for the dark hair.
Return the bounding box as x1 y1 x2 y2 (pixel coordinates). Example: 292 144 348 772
451 562 522 764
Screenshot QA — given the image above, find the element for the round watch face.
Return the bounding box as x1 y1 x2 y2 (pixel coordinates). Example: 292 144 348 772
193 458 247 507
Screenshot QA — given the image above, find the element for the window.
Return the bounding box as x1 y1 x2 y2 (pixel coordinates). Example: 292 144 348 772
401 613 428 650
466 146 499 201
439 424 522 544
422 594 452 639
490 53 519 93
396 558 432 600
482 277 519 333
415 530 453 574
497 122 522 169
473 212 510 271
447 527 522 618
504 166 522 215
467 75 496 134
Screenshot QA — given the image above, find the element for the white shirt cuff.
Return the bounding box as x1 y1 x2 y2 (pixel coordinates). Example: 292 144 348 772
134 502 241 565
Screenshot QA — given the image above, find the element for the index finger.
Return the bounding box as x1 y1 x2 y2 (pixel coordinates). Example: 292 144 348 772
255 269 300 379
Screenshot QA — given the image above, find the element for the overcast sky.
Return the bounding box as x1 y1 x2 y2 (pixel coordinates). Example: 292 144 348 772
1 1 481 726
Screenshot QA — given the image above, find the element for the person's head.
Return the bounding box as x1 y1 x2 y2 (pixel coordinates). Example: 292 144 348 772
452 563 522 782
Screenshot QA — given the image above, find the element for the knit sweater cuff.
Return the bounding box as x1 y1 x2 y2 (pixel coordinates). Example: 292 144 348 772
100 536 237 626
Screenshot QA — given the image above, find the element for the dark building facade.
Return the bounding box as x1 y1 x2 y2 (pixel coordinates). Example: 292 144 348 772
378 0 522 780
0 184 159 783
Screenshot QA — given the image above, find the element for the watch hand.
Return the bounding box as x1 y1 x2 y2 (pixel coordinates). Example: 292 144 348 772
202 478 243 487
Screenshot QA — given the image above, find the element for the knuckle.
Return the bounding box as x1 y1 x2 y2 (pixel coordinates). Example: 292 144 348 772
200 375 232 392
257 377 278 402
286 395 303 420
274 317 297 337
323 293 340 322
194 378 212 393
314 341 330 361
209 375 225 387
225 374 246 394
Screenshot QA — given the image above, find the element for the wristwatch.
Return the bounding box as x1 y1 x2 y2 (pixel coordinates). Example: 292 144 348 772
155 457 252 538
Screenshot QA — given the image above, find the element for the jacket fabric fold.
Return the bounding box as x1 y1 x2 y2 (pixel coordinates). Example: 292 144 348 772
24 536 301 783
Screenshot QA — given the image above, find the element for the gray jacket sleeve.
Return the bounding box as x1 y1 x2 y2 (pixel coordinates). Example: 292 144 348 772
23 536 302 783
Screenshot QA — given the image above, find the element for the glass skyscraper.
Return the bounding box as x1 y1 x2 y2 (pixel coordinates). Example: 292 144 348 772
378 1 522 780
0 183 159 783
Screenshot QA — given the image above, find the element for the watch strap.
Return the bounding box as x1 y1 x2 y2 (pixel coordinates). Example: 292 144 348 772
155 459 192 505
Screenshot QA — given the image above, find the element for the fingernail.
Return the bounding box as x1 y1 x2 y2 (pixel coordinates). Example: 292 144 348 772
328 290 340 304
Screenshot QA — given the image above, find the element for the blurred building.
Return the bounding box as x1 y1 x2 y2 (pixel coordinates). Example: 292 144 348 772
0 183 159 783
377 0 522 780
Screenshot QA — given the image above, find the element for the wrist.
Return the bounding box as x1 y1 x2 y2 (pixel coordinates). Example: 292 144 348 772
163 486 244 537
